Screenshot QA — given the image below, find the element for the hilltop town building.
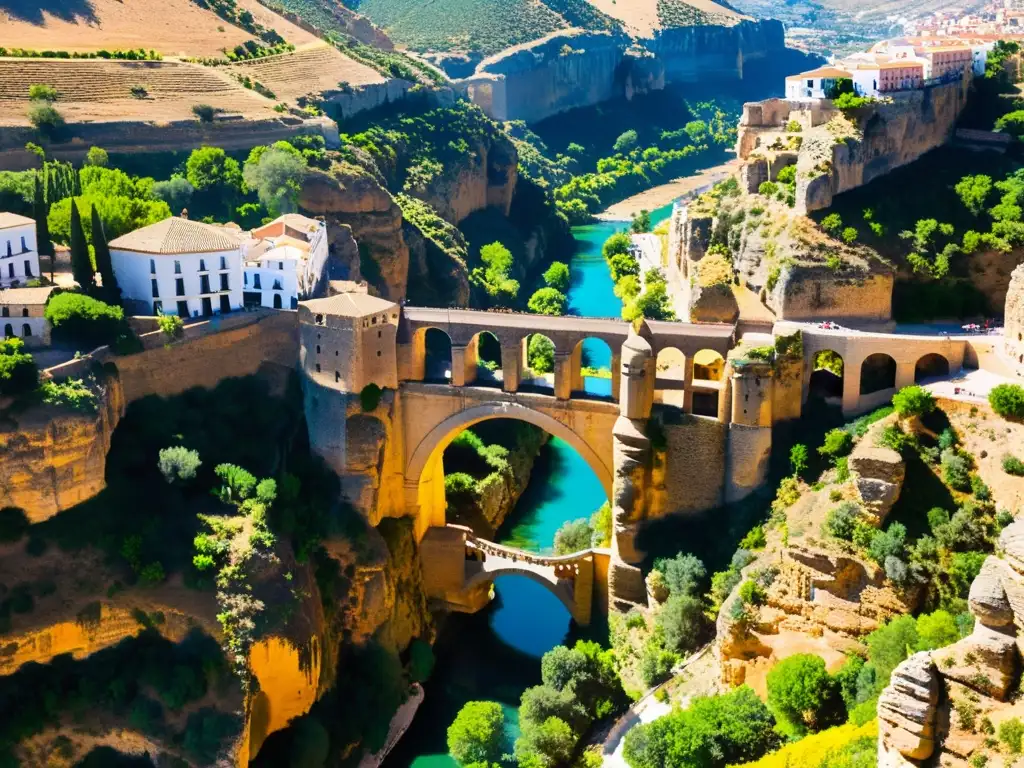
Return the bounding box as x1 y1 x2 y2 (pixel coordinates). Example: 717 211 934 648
109 214 330 318
0 212 39 288
0 285 53 347
109 217 245 318
242 214 329 311
784 66 854 99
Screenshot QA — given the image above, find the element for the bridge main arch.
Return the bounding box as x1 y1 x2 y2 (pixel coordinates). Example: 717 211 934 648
404 397 614 538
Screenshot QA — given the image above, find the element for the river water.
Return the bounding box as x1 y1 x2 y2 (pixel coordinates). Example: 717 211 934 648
384 202 675 768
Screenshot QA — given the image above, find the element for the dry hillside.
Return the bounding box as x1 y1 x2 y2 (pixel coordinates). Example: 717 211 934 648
585 0 747 37
0 58 280 125
0 0 386 124
227 42 385 102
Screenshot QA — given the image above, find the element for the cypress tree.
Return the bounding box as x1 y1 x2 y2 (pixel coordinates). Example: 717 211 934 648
68 199 94 290
90 204 119 301
33 174 54 280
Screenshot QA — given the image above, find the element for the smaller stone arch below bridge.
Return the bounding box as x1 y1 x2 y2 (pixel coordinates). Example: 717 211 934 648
420 525 596 625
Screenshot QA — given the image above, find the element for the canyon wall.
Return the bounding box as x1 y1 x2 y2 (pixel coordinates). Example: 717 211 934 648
0 368 124 523
796 78 971 214
457 19 785 123
648 19 785 83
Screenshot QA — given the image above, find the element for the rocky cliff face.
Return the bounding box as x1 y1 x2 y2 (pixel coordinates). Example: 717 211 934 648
0 368 124 523
796 78 972 214
649 19 785 83
878 521 1024 768
459 20 785 123
300 163 411 302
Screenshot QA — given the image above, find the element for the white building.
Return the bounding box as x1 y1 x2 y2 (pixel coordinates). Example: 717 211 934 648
109 217 244 318
242 214 329 310
784 66 855 99
0 212 40 288
1 285 54 348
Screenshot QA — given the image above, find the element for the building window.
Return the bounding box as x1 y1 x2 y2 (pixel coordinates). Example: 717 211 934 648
378 330 382 338
254 274 262 290
315 363 321 373
372 316 377 325
152 279 159 298
272 280 282 291
177 300 189 317
174 260 181 274
176 278 185 296
20 308 27 317
316 345 321 354
22 323 30 337
273 294 282 309
7 263 12 279
150 259 156 274
335 371 340 382
20 236 26 252
5 242 10 258
3 324 11 337
199 259 207 272
220 294 231 314
377 350 381 357
220 256 227 270
0 307 6 317
220 274 229 291
279 261 284 270
200 275 211 294
153 300 163 315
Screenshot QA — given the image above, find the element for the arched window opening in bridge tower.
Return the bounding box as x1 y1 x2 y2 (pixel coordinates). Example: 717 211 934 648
654 347 686 409
691 349 724 418
860 353 897 396
573 337 613 400
809 349 844 403
422 328 453 383
522 334 556 395
467 331 502 388
915 353 950 384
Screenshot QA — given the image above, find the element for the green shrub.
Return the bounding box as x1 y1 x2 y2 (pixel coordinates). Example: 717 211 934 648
192 104 216 122
158 312 184 339
1004 454 1024 476
942 449 972 491
990 384 1024 420
893 385 937 419
821 213 842 234
554 518 593 554
0 337 38 396
158 446 202 484
819 428 853 459
28 84 58 102
44 292 124 347
28 101 64 135
790 443 809 477
766 654 840 737
39 377 97 411
448 700 504 765
971 474 991 500
824 501 860 541
739 525 766 550
1000 718 1024 754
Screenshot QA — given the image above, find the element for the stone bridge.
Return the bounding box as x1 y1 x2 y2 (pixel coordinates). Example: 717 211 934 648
784 322 972 416
419 524 608 625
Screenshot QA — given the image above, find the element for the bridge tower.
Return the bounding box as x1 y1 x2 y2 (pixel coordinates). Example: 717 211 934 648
298 289 400 480
608 321 656 608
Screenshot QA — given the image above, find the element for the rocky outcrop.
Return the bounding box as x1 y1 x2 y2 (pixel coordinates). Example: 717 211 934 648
932 622 1018 700
799 78 971 214
1005 263 1024 375
878 652 940 761
850 443 905 526
0 368 124 522
300 164 410 302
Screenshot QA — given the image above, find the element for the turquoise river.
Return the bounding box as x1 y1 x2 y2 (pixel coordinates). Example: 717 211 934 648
384 203 674 768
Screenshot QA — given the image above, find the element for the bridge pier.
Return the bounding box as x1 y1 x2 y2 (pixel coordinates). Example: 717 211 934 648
450 346 469 387
501 344 522 393
682 356 694 413
555 353 573 400
611 352 622 402
895 360 916 391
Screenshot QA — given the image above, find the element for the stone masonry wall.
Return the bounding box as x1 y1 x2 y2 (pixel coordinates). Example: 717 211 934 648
650 412 727 517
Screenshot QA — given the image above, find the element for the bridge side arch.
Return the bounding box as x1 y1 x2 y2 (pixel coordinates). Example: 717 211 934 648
464 566 580 621
406 401 614 500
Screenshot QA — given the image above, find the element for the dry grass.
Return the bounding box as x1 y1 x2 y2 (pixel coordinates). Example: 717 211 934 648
227 42 384 102
0 58 280 126
582 0 743 37
0 0 254 58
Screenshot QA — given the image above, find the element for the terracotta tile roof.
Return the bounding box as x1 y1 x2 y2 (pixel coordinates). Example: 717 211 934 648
0 285 55 305
109 217 243 255
0 212 35 230
786 67 853 80
303 291 398 318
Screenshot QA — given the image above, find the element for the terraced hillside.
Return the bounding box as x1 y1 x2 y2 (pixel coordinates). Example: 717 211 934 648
269 0 621 56
227 41 385 101
0 59 279 126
